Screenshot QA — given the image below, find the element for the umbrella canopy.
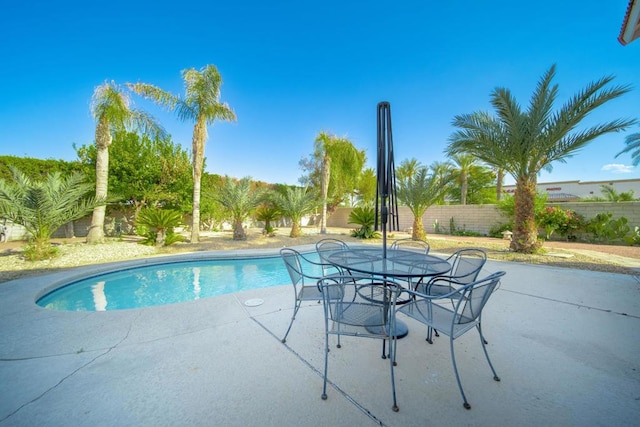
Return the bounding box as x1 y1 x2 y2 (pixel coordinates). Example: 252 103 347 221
374 101 399 258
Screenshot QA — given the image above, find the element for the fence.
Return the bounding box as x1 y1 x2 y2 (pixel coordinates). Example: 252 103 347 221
3 201 639 242
327 202 640 237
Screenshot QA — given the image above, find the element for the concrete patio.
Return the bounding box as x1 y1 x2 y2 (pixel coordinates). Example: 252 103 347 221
1 246 639 426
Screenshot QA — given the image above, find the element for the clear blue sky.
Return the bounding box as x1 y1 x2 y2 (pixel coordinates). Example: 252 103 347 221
1 1 638 186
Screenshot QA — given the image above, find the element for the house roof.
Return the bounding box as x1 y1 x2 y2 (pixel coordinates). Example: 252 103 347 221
619 0 640 45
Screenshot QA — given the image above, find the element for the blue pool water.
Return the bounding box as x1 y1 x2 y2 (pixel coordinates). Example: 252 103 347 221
37 254 323 311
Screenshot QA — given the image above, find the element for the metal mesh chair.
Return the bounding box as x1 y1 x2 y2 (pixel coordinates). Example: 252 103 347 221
315 238 351 275
395 271 506 409
319 275 403 412
280 248 342 343
390 238 430 254
417 248 488 343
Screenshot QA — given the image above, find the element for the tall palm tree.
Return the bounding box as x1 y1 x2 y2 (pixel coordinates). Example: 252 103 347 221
396 165 449 240
428 160 454 205
495 167 505 201
447 65 635 253
314 132 364 234
86 81 166 243
449 153 482 205
616 131 640 165
213 176 262 240
272 187 317 237
128 65 236 243
0 167 101 259
396 158 422 182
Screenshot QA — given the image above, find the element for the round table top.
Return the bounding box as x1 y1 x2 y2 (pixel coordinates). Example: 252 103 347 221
325 247 451 278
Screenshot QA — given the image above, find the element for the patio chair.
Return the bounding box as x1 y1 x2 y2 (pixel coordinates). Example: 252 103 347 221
318 275 403 412
388 237 431 296
389 238 430 254
416 248 487 343
280 248 342 343
394 271 506 410
315 238 351 275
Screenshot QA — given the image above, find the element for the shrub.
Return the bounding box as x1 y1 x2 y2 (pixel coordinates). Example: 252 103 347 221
557 210 585 241
136 208 185 246
585 213 631 243
537 207 569 240
624 226 640 246
348 206 381 239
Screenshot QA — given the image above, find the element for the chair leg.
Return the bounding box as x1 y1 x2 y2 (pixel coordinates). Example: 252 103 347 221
389 335 399 412
477 323 500 382
426 327 434 344
449 336 471 410
281 300 301 343
322 331 329 400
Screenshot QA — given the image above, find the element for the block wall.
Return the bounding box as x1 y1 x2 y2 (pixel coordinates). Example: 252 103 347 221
327 201 640 236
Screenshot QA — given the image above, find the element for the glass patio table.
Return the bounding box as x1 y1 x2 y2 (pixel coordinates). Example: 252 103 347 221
324 247 451 338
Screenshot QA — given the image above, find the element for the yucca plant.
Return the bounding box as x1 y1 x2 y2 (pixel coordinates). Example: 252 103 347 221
136 208 184 246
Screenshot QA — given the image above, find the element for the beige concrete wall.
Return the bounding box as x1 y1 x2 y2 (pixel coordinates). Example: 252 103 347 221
327 201 640 236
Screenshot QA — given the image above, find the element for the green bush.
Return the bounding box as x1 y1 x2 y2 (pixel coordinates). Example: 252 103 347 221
136 208 185 246
348 206 381 239
624 226 640 246
585 213 631 243
537 207 569 240
556 210 585 240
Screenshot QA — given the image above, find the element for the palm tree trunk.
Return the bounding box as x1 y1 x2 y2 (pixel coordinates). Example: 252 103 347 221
460 172 468 205
412 215 426 240
320 155 330 234
511 177 540 253
290 220 301 237
191 118 207 243
496 168 504 201
86 118 111 244
233 219 246 240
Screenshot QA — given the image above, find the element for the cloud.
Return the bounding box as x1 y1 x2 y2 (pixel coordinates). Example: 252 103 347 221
601 164 635 174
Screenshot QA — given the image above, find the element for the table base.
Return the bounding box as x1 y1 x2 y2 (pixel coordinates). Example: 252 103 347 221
365 319 409 339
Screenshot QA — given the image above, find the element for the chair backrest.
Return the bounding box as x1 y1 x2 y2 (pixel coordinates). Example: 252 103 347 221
390 238 430 254
318 276 402 336
316 238 349 260
448 248 487 284
280 248 304 286
455 271 505 325
316 239 350 275
280 248 329 285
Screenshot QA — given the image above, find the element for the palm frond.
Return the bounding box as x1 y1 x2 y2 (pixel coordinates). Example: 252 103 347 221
615 132 640 166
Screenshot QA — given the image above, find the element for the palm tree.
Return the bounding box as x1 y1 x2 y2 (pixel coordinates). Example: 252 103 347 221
314 132 364 234
447 65 635 253
600 184 635 202
355 167 377 205
272 187 317 237
213 177 262 240
495 167 505 201
128 65 236 243
428 160 454 205
0 167 101 259
396 165 449 240
449 153 482 205
86 81 166 244
616 131 640 165
396 158 422 182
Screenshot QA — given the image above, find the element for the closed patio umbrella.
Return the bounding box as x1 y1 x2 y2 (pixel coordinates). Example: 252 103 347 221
374 101 400 258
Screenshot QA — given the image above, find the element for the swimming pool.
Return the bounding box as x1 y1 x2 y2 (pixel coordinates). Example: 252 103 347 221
37 253 323 311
